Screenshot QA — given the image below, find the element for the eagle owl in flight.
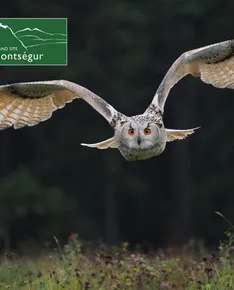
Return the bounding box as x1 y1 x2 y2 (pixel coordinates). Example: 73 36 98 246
0 40 234 161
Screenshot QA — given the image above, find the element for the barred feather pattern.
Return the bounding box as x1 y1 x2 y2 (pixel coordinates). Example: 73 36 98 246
200 57 234 88
0 79 120 130
148 39 234 112
0 87 76 129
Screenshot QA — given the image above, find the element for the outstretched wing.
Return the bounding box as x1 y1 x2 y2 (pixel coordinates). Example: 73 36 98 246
166 127 199 142
145 40 234 113
81 137 117 149
0 80 120 129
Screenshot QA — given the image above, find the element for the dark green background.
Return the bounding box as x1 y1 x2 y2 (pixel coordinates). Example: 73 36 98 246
0 2 233 251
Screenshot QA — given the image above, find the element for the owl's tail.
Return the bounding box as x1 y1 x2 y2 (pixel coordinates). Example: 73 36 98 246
166 127 200 142
81 137 117 149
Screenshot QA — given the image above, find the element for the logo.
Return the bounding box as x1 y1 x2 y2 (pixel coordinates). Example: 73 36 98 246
0 18 67 66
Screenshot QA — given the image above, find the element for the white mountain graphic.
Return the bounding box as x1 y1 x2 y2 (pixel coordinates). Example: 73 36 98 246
0 23 66 50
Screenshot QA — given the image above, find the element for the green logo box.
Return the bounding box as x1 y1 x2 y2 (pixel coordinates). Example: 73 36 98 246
0 18 67 66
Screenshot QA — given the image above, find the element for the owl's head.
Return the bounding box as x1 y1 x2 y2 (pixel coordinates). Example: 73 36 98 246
115 120 167 161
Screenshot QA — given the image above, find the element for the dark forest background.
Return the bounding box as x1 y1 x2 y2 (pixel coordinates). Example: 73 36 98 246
0 0 234 252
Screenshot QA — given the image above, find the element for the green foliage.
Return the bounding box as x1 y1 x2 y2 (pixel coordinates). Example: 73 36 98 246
0 233 234 289
1 0 234 246
0 167 73 243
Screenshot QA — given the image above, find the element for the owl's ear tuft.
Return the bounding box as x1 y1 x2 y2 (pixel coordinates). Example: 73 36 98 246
166 127 200 142
81 137 117 149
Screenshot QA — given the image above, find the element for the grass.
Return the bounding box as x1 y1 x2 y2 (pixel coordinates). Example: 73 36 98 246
0 230 233 290
1 211 234 290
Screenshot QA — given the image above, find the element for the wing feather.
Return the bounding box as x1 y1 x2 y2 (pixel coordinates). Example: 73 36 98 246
146 40 234 113
166 128 199 142
0 80 121 129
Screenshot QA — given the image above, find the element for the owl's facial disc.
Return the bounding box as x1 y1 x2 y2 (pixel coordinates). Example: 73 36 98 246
122 122 160 149
117 121 166 161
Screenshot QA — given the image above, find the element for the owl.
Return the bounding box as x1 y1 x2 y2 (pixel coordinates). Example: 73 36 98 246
0 40 234 161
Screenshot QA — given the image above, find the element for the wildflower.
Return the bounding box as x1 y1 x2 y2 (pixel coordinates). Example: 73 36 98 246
160 282 169 288
130 254 136 259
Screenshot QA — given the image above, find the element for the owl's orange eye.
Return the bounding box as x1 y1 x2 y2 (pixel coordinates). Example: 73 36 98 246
128 128 135 136
144 128 151 135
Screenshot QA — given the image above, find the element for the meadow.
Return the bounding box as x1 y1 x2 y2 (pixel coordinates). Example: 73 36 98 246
0 221 234 290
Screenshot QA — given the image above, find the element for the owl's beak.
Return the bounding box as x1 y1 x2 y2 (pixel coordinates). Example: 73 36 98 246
137 136 141 145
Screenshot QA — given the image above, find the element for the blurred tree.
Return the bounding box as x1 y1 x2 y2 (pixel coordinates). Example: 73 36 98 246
0 0 234 250
0 167 73 250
